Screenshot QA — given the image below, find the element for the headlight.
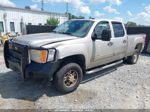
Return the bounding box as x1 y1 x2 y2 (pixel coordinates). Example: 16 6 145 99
30 49 48 63
30 49 56 63
47 49 56 62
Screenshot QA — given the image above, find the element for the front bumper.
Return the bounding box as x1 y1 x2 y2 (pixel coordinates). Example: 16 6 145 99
7 59 60 80
4 41 60 80
25 61 60 80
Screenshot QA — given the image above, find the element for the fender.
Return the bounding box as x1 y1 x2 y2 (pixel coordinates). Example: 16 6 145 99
56 43 89 68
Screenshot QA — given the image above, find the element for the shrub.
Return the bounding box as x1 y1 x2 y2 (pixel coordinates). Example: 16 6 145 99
47 17 60 26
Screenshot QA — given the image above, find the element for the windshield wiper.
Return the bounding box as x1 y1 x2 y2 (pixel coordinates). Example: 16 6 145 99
52 31 74 36
58 32 73 36
61 32 72 35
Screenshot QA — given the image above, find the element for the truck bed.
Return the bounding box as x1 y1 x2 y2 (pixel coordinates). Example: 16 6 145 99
126 34 146 56
126 26 150 53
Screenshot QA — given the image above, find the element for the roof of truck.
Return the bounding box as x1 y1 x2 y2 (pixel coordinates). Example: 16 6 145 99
71 19 123 23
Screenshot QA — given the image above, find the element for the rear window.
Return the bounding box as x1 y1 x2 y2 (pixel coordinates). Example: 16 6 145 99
112 22 125 37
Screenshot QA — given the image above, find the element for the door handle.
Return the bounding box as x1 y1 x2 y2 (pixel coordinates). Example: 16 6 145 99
108 42 113 47
123 40 127 44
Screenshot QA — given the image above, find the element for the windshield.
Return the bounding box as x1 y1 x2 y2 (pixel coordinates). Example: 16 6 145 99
53 20 94 37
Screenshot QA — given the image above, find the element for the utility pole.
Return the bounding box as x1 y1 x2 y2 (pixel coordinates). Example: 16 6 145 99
66 2 68 14
41 0 44 11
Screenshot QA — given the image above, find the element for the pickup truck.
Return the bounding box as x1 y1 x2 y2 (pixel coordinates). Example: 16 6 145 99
4 19 146 93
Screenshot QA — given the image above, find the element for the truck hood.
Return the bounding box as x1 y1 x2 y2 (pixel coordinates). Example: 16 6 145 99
12 33 78 47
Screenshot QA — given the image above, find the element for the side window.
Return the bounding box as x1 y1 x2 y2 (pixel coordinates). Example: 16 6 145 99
94 21 110 39
20 22 23 33
28 23 32 25
0 21 4 32
38 23 42 26
112 22 125 37
10 22 15 32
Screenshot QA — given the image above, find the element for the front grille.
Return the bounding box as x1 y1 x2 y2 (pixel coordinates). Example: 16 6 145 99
8 41 29 78
9 43 24 64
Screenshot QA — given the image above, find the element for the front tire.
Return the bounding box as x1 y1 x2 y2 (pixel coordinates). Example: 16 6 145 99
53 63 83 93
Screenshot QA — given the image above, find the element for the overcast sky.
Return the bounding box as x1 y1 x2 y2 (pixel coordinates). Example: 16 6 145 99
0 0 150 25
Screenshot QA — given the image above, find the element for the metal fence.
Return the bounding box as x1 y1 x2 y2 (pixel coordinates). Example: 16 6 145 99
26 25 57 34
126 26 150 53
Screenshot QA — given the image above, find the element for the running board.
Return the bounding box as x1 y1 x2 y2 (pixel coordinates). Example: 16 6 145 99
86 60 123 74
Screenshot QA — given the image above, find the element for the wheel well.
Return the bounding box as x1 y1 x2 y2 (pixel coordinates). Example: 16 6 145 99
135 43 143 52
59 55 86 74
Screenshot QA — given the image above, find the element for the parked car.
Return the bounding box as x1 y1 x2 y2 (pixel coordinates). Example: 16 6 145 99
1 35 10 45
4 19 146 93
0 32 20 45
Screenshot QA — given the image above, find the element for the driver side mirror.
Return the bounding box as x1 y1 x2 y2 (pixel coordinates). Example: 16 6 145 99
101 29 111 41
92 33 98 40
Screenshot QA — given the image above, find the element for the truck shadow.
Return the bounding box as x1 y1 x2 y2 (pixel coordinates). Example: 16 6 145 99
0 62 124 102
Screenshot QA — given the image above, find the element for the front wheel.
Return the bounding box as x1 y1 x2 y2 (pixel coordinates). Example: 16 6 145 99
53 63 83 93
123 50 139 64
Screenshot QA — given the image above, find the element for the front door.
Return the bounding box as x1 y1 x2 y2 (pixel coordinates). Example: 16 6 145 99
92 21 115 67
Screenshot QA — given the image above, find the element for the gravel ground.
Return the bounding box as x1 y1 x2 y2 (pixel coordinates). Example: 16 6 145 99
0 47 3 52
0 51 150 110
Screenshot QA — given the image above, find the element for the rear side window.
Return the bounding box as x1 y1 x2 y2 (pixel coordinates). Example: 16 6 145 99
112 22 125 37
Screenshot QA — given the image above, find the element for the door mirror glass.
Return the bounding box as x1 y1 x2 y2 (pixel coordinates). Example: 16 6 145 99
101 29 111 41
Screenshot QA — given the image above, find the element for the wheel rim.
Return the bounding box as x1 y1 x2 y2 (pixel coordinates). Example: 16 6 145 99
133 52 138 63
64 70 78 88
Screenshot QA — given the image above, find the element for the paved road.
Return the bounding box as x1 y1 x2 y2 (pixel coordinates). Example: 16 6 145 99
0 51 150 109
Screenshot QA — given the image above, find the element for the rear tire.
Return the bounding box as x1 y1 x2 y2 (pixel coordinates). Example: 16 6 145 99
53 63 83 93
123 50 139 64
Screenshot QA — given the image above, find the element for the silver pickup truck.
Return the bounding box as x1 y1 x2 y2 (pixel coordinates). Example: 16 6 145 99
4 19 146 93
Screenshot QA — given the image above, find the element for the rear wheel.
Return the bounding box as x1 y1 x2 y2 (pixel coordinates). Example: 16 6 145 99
53 63 83 93
123 49 139 64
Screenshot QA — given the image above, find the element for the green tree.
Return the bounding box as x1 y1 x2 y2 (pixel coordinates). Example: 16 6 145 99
68 13 85 20
78 16 85 19
47 17 60 26
125 21 137 27
89 16 95 19
25 6 31 9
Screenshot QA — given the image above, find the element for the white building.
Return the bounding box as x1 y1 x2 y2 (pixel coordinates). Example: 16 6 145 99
0 6 68 36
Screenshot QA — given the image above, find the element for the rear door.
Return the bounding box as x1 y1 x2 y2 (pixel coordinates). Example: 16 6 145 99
111 22 127 59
